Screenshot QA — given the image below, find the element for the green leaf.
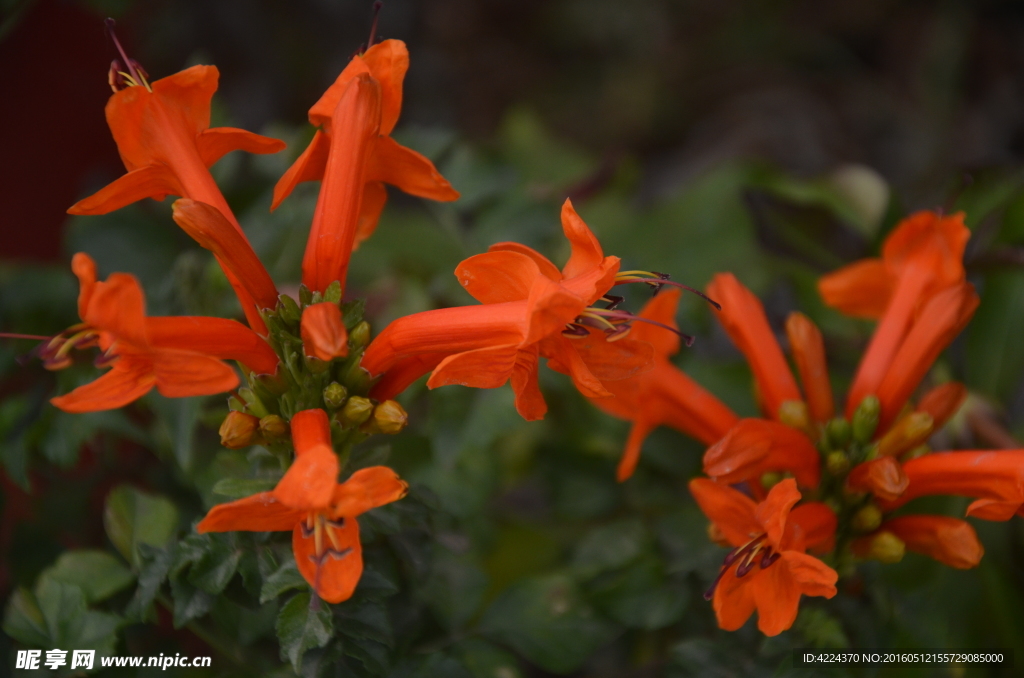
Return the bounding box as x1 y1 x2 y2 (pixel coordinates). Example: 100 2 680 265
456 638 523 678
103 485 179 567
187 535 242 595
276 592 333 672
336 599 393 647
261 559 308 603
343 635 391 676
479 574 617 673
125 543 175 621
591 558 689 630
40 549 134 604
212 477 279 498
966 270 1024 400
571 519 648 578
169 577 214 628
423 546 488 630
2 587 50 647
35 577 121 653
148 394 203 471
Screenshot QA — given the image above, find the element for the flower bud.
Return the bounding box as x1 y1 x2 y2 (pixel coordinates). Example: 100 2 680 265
338 396 374 427
348 321 371 350
858 530 905 564
238 387 270 418
825 417 851 449
301 302 348 362
877 412 933 458
220 411 259 449
344 361 372 394
778 400 812 436
760 471 783 490
259 414 289 440
852 395 880 444
825 450 850 476
364 400 408 435
851 503 883 533
278 294 301 326
323 382 348 410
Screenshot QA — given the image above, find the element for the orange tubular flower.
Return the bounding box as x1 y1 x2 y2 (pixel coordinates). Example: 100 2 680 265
362 200 658 420
703 419 821 490
880 515 984 569
68 61 285 333
785 312 834 424
588 290 739 481
272 39 459 294
879 451 1024 520
819 211 970 418
49 254 276 413
706 273 801 420
301 303 349 361
691 478 837 636
197 409 407 603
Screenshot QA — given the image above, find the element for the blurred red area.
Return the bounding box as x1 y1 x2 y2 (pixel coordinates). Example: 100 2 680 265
0 0 121 263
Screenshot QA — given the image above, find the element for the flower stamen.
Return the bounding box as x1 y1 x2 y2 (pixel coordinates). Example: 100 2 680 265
704 533 779 600
104 18 152 92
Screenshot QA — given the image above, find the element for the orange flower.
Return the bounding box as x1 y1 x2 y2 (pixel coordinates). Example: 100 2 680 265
876 515 983 569
587 290 739 481
48 254 278 413
68 58 285 333
706 273 801 420
272 40 459 293
879 451 1024 520
197 409 407 603
362 200 657 420
703 419 821 490
819 211 970 418
690 478 837 636
301 303 349 361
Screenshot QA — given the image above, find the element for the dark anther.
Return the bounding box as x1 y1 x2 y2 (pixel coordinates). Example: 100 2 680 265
601 295 624 310
301 522 315 538
561 323 589 338
760 548 781 569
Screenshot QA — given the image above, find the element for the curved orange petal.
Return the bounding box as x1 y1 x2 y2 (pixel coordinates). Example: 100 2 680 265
146 316 279 375
616 419 657 482
354 181 388 249
196 493 303 533
82 272 148 347
541 336 611 398
292 518 362 604
875 283 979 430
712 567 757 631
271 129 331 211
882 211 969 293
787 503 837 554
703 419 820 489
883 515 983 569
631 289 681 357
777 551 838 598
291 409 332 453
846 457 908 501
300 302 349 361
152 349 240 398
649 365 740 445
361 39 408 135
688 478 759 547
67 164 182 215
366 136 459 201
195 127 285 167
559 199 605 280
71 253 98 320
302 73 382 293
881 450 1024 516
785 313 834 423
755 478 801 549
171 199 279 311
916 382 967 431
818 258 893 319
330 466 408 517
455 250 544 304
525 277 588 344
511 347 547 421
427 343 520 389
273 443 339 511
307 56 372 129
751 560 802 636
572 331 654 382
965 498 1022 521
369 353 446 401
706 273 801 420
50 360 156 413
488 242 562 281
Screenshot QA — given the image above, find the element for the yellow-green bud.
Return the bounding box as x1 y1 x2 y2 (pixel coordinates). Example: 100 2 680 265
238 387 270 418
825 450 850 476
220 411 260 449
227 394 246 412
323 382 348 410
851 503 883 533
344 361 372 394
259 414 289 440
349 321 371 350
877 412 933 458
778 400 812 435
825 417 851 449
338 396 374 427
760 471 783 490
852 395 880 444
364 400 408 435
905 444 930 460
278 294 301 326
862 531 905 564
323 280 342 304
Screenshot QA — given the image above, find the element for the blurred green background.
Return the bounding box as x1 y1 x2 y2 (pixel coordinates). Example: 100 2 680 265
1 0 1024 676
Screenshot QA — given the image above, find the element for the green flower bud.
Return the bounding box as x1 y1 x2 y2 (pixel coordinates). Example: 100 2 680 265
825 417 851 449
344 360 372 394
338 396 373 427
220 411 260 449
825 450 850 476
851 503 883 533
861 531 904 564
348 321 371 350
259 414 289 440
364 400 408 435
323 382 348 410
760 471 783 490
238 387 270 418
778 400 811 435
305 355 330 374
852 395 880 444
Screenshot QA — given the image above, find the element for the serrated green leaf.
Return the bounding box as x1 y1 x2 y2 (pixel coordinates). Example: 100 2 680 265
212 477 279 498
125 543 175 621
35 577 122 652
169 577 214 628
571 518 648 578
187 537 242 595
41 549 134 604
261 559 307 603
336 599 392 647
276 592 333 672
103 485 179 567
479 574 617 673
343 635 391 676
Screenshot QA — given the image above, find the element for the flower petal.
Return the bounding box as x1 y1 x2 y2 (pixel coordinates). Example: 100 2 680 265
152 349 240 398
456 250 544 304
330 466 408 517
273 443 339 511
366 135 459 201
488 242 562 281
369 353 446 401
542 336 611 398
355 181 388 250
752 559 802 637
427 343 519 389
818 258 893 319
881 450 1024 517
572 332 654 382
616 419 657 482
755 478 801 549
511 347 547 421
291 409 333 454
301 302 349 361
916 382 967 431
631 289 682 357
846 457 908 501
196 127 286 167
361 39 409 135
71 253 98 320
292 518 362 604
271 129 331 210
83 272 149 347
50 361 156 413
146 316 279 375
197 493 302 533
712 567 757 631
787 503 837 553
785 312 834 423
703 419 820 489
688 478 759 547
67 164 182 215
560 199 605 280
883 515 983 569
